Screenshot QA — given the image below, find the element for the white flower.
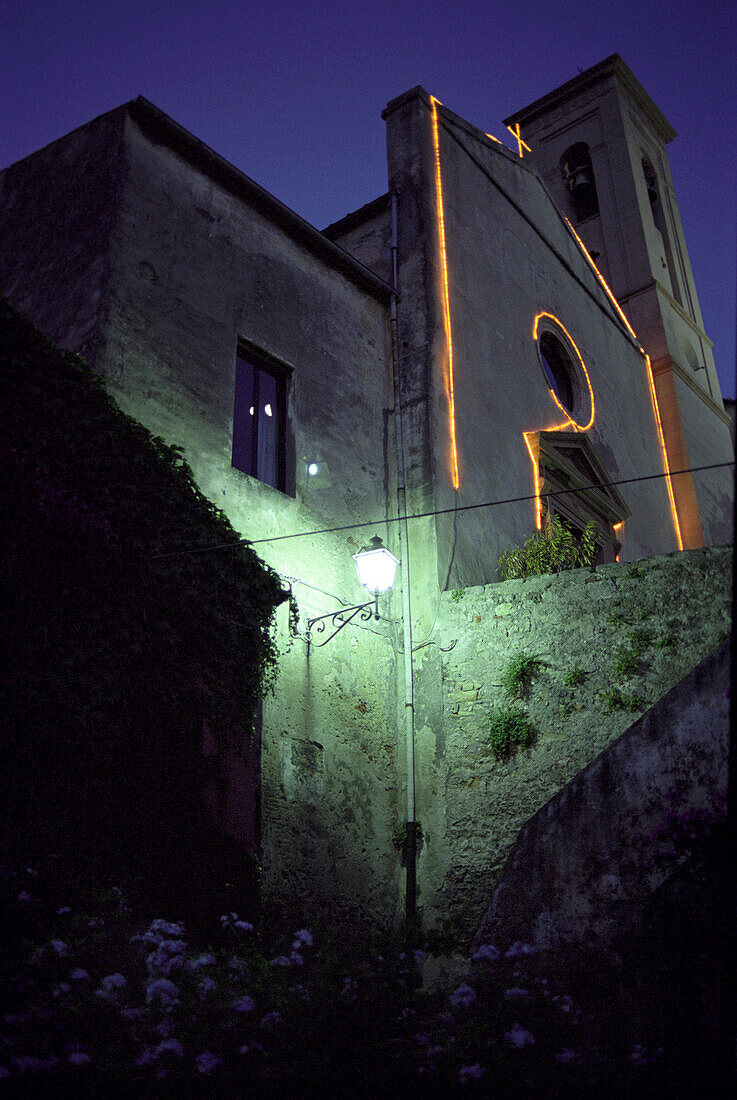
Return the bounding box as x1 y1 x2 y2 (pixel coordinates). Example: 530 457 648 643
101 973 127 992
68 1052 91 1066
259 1011 282 1028
472 943 500 962
231 995 255 1012
459 1063 485 1082
150 920 185 937
555 1049 579 1064
450 984 476 1009
146 978 179 1007
293 928 313 946
187 952 216 970
505 1023 535 1048
234 920 253 931
156 1039 183 1057
289 950 304 966
56 906 71 915
195 1051 221 1074
504 941 535 957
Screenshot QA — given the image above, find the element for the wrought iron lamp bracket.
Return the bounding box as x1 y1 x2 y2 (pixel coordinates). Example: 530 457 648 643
305 596 378 647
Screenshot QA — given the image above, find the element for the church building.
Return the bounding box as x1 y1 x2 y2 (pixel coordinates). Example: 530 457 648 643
1 55 732 935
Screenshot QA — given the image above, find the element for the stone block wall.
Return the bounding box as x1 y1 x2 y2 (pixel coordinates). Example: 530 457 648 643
415 546 732 945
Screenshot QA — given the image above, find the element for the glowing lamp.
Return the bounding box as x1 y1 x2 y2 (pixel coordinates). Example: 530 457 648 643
354 535 399 595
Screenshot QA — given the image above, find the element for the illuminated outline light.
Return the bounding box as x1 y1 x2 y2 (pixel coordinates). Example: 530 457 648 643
644 353 683 549
430 95 460 490
533 312 595 431
524 312 596 528
563 218 682 547
506 122 531 158
613 520 625 561
564 217 639 344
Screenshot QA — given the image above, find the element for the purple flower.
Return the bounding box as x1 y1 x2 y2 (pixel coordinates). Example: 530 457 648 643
504 941 535 957
260 1011 282 1028
459 1063 485 1082
270 955 291 967
195 1051 221 1075
187 952 216 970
472 943 500 963
555 1049 579 1064
56 906 71 915
50 939 68 956
450 984 476 1009
231 995 255 1013
17 891 31 903
505 1023 535 1048
198 977 217 998
146 978 179 1007
504 987 529 999
293 928 313 947
68 1052 91 1066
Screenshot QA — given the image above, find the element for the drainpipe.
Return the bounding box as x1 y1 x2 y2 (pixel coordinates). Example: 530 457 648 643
390 191 417 924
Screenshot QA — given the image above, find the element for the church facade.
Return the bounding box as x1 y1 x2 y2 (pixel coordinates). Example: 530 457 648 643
1 56 732 934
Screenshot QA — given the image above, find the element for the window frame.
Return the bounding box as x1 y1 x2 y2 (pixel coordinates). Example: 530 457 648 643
231 340 290 493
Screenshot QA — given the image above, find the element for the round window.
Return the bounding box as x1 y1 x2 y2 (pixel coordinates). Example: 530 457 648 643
533 313 594 430
539 332 575 413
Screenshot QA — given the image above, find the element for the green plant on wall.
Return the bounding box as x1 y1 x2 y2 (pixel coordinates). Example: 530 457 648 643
612 645 640 679
498 515 599 580
501 653 543 699
600 687 644 713
488 707 538 761
450 588 466 602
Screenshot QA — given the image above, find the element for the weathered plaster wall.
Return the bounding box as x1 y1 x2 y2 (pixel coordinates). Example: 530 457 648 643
261 602 400 929
0 107 126 362
385 89 680 596
413 546 732 945
474 638 730 950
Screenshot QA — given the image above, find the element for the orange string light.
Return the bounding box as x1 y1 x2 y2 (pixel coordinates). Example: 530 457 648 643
430 95 460 490
644 354 683 550
506 122 531 158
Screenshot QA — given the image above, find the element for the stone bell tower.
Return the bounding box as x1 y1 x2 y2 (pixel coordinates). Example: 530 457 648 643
504 54 733 549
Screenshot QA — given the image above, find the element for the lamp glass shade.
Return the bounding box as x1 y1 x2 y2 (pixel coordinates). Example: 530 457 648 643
354 537 399 595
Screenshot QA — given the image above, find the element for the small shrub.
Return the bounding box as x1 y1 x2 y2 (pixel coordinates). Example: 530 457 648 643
487 707 538 760
563 667 586 687
501 654 543 699
601 687 643 713
655 631 676 648
498 515 599 580
627 628 654 656
612 645 640 679
606 610 626 628
450 588 466 602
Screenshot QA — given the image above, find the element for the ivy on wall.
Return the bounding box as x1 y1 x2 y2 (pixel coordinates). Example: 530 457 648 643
0 299 285 911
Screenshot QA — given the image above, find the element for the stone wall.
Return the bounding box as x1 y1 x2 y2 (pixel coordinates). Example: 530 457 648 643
474 638 730 950
415 546 732 945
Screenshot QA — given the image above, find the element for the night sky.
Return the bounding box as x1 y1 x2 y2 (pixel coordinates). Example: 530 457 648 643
2 0 734 397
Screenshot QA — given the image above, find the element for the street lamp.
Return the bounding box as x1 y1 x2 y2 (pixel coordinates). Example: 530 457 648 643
305 535 398 647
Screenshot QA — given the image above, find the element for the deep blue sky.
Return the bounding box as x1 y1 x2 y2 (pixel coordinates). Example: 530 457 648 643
2 0 735 396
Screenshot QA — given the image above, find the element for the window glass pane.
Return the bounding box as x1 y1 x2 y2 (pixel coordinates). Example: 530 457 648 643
232 356 255 474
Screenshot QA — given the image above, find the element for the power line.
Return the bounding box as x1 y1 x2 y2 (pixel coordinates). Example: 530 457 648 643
148 460 734 560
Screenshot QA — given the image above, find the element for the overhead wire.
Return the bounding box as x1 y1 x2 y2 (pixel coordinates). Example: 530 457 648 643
148 460 734 560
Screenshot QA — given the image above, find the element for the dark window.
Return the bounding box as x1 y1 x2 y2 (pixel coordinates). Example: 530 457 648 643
539 331 575 413
641 156 682 305
232 347 288 490
560 142 599 222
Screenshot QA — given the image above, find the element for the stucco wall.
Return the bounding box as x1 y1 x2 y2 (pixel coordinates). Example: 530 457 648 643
385 88 681 598
413 545 732 945
474 638 730 950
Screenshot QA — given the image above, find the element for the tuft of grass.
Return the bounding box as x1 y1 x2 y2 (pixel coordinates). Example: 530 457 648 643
627 628 655 656
612 645 640 679
601 687 644 713
563 667 586 687
501 654 543 699
487 707 538 760
450 588 466 602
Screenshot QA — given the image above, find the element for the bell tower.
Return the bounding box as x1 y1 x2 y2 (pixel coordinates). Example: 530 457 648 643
505 54 733 548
